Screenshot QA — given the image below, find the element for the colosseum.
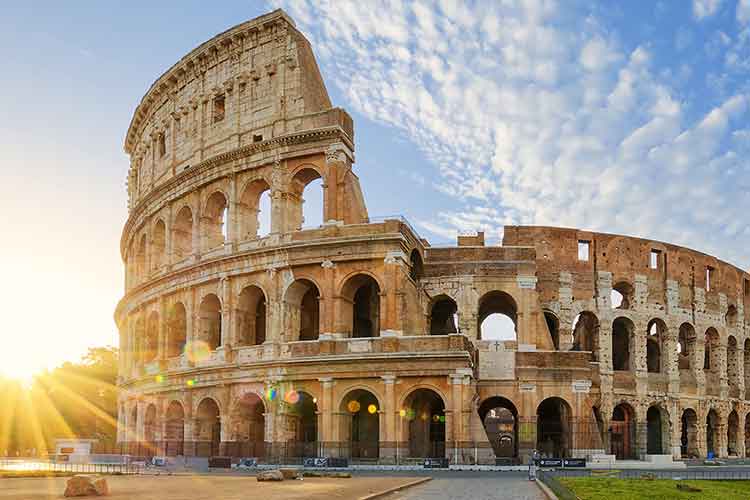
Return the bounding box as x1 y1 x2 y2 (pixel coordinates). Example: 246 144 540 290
115 9 750 465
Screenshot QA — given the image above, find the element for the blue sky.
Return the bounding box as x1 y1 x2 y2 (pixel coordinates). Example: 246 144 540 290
1 0 749 375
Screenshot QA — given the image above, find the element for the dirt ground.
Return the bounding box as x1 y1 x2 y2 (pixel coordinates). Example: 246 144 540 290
0 473 423 500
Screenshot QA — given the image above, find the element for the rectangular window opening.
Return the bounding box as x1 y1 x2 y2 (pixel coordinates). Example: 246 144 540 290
650 249 660 270
253 134 263 143
744 278 750 297
706 266 714 291
158 133 166 158
578 240 590 262
213 95 225 123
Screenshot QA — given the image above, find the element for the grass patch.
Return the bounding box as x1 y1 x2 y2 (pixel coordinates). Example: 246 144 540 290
560 477 750 500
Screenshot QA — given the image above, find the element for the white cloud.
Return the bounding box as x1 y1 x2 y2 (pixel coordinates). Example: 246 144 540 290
276 0 750 267
693 0 723 20
738 0 750 25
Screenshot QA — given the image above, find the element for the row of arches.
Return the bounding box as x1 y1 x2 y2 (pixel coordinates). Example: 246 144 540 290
130 274 382 363
129 168 324 284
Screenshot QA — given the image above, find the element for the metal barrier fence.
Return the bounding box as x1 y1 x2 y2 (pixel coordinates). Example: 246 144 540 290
0 458 142 475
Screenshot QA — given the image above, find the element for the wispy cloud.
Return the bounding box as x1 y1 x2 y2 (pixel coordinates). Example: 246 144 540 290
693 0 723 20
277 0 750 267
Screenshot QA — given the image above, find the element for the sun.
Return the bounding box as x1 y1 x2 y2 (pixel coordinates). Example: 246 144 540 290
0 357 41 386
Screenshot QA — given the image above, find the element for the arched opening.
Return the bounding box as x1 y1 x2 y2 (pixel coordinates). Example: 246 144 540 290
165 401 185 456
409 249 424 282
612 317 634 371
291 168 323 230
195 398 221 457
728 410 739 456
571 311 599 360
680 408 698 458
728 336 740 395
478 291 517 341
173 206 193 261
228 392 265 458
745 413 750 458
429 295 458 335
143 404 157 458
726 304 738 329
198 294 222 351
536 397 572 458
611 281 633 309
678 323 696 370
288 391 318 458
167 302 187 358
136 234 147 281
133 317 145 369
237 286 266 346
341 274 380 338
341 389 379 460
544 311 560 350
478 397 518 459
706 409 719 456
745 339 750 400
285 279 320 341
151 220 166 270
704 328 719 372
129 406 138 455
646 319 666 373
610 403 636 459
403 389 445 459
144 312 159 363
202 191 228 251
647 405 668 455
238 179 271 240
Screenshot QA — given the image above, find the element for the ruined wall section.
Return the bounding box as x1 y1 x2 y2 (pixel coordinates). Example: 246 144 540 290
124 9 337 210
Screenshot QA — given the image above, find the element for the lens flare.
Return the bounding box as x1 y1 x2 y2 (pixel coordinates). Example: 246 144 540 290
186 379 195 387
285 390 300 405
367 404 378 414
399 409 406 417
154 374 165 384
266 387 278 401
347 400 361 413
185 340 211 363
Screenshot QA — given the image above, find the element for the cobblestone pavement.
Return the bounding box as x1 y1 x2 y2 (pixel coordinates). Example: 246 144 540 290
384 472 545 500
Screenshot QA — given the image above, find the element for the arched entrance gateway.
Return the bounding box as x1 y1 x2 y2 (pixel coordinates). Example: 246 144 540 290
341 389 380 460
164 401 185 456
287 391 318 458
610 403 636 459
403 389 446 459
143 404 157 458
479 397 518 461
227 393 266 458
536 398 571 458
706 409 720 457
681 408 699 458
647 405 669 455
195 398 221 457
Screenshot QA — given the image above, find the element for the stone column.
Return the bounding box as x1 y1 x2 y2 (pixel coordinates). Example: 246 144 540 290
381 375 396 463
737 412 746 458
319 377 334 455
191 200 201 260
669 401 682 459
157 297 166 361
164 204 173 269
635 404 647 459
718 342 729 399
718 411 728 458
226 174 238 250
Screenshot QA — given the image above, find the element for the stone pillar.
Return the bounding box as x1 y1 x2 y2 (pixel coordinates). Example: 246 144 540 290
635 404 648 459
718 411 728 458
665 328 680 395
737 412 746 458
319 377 334 455
157 297 166 360
164 204 173 269
381 375 396 463
191 200 201 260
226 174 238 248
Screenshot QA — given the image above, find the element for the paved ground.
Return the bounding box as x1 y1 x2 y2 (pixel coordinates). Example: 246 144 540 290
381 472 545 500
0 474 423 500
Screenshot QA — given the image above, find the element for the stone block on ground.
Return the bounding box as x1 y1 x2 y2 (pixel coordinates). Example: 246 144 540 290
256 470 284 481
279 468 301 479
63 475 110 497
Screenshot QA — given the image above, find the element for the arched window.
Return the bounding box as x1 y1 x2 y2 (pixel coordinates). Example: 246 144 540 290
728 336 740 394
291 168 323 230
173 206 193 261
341 274 380 338
646 319 666 373
285 279 320 341
429 296 458 335
409 250 424 282
144 311 159 363
611 281 634 309
571 312 599 360
704 328 720 371
237 286 267 346
198 294 222 351
136 234 147 281
478 291 517 341
678 323 696 370
612 317 634 371
202 191 228 251
726 305 738 329
239 179 271 240
544 311 560 350
151 220 166 270
167 303 187 358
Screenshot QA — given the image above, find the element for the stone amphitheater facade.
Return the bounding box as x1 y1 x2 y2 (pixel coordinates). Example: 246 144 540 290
115 9 750 464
